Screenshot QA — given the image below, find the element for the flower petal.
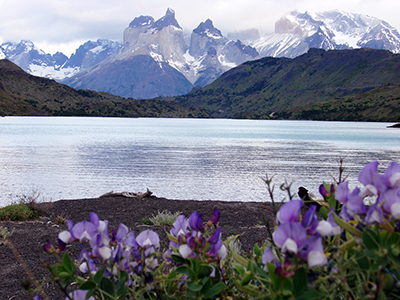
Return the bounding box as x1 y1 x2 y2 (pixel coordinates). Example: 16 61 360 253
276 200 303 223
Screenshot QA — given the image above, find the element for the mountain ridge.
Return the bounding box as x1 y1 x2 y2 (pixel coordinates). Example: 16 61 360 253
0 59 208 118
3 9 400 99
172 47 400 121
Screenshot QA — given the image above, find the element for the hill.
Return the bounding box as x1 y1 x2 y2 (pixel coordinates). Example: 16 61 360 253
0 59 209 118
173 48 400 121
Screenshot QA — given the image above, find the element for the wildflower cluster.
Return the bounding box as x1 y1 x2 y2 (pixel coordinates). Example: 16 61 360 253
38 160 400 299
44 213 160 299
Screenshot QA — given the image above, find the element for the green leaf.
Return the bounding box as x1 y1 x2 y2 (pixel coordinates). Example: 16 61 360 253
319 206 329 220
255 265 268 277
295 288 320 300
355 251 370 271
293 268 307 296
234 280 261 296
79 280 97 290
198 265 212 278
332 213 362 237
267 262 280 288
101 277 115 296
167 232 179 244
203 281 228 299
234 263 246 275
62 252 73 273
171 254 187 264
176 266 196 281
362 229 380 251
231 250 249 266
57 272 70 279
93 269 105 285
240 272 253 286
187 281 203 292
115 278 127 295
254 244 262 256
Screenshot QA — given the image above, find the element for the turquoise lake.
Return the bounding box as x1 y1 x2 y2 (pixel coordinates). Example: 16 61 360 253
0 117 399 207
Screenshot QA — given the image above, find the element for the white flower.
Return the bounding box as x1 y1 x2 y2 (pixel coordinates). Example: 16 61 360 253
179 244 193 258
307 251 327 268
316 220 333 236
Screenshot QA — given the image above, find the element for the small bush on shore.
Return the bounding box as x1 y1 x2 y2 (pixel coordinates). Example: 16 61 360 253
148 209 182 226
0 203 37 221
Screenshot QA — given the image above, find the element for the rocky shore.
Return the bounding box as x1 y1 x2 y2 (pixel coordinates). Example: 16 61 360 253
0 196 276 299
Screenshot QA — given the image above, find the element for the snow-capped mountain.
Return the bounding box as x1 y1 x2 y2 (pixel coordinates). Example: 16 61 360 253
62 9 258 98
252 10 400 58
0 39 121 80
0 40 72 79
2 9 400 99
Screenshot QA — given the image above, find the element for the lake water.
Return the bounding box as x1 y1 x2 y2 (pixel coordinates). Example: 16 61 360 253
0 117 399 207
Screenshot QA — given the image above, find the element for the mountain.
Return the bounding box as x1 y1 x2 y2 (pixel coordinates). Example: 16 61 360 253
0 39 121 80
172 48 400 121
62 9 258 98
2 9 400 100
0 59 208 118
252 10 400 58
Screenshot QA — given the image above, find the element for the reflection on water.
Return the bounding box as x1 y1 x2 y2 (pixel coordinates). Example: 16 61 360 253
0 117 399 206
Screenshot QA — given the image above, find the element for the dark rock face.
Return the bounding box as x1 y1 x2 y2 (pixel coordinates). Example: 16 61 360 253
64 55 193 99
64 40 122 69
152 8 181 30
128 15 154 28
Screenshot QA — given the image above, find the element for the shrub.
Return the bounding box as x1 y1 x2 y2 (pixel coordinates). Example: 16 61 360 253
0 203 37 221
148 209 182 226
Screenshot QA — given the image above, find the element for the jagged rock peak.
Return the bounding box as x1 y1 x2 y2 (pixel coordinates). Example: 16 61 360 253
193 19 223 39
153 8 181 30
129 15 154 28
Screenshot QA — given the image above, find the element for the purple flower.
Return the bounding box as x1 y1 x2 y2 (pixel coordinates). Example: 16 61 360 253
262 248 279 266
43 240 54 253
136 230 160 249
273 222 307 254
335 182 349 203
66 289 94 300
90 233 111 260
327 212 342 235
188 211 205 231
339 205 352 222
276 200 303 223
358 161 387 197
77 246 98 273
206 228 226 259
380 188 400 218
70 220 98 242
208 228 221 244
364 203 384 224
384 161 400 188
171 215 189 237
336 183 367 216
319 183 334 197
346 187 367 215
207 209 220 226
302 205 319 234
301 235 327 268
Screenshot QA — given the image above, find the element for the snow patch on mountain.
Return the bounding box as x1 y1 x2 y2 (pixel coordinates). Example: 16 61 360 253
252 10 400 58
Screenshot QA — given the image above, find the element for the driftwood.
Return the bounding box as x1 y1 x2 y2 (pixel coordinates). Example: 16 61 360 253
99 188 153 198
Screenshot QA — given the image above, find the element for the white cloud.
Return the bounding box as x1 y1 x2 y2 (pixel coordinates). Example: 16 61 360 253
0 0 399 56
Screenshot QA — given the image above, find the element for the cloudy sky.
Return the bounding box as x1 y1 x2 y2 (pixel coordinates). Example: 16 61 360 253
0 0 399 56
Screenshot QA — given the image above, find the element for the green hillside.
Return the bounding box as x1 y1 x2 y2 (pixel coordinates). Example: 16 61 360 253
0 59 209 118
173 48 400 121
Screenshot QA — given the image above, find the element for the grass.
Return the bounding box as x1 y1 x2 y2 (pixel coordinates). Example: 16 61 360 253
144 210 182 226
0 204 38 221
0 189 45 221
